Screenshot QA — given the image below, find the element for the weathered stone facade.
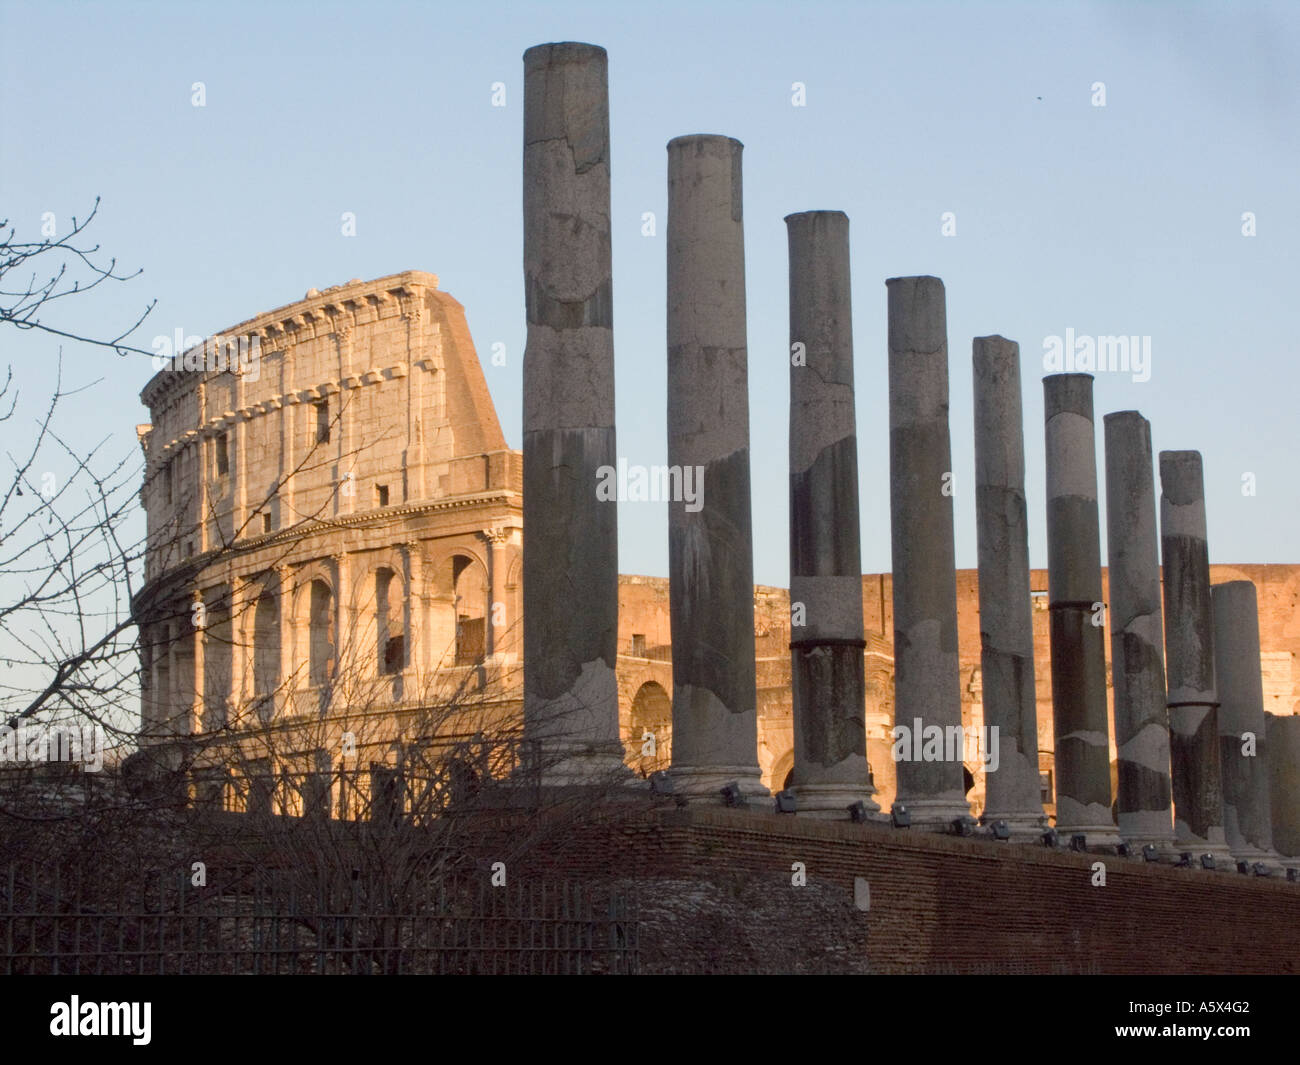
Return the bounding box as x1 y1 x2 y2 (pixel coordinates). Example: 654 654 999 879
134 272 1300 825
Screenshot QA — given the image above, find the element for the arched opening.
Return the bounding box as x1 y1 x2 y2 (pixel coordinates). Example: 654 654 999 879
202 591 232 730
308 580 335 689
252 592 279 716
629 681 672 774
375 567 405 676
452 555 487 665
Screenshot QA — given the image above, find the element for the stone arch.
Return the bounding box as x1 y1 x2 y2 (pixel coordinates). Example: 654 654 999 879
629 680 672 774
307 578 335 689
251 589 279 711
447 553 488 666
771 748 795 793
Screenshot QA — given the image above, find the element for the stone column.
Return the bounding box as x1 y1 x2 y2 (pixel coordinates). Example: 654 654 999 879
189 589 205 737
784 210 878 818
1102 411 1175 850
1160 450 1233 866
1264 713 1300 871
1043 374 1120 847
521 43 627 783
481 528 509 660
664 134 766 805
1211 580 1276 864
886 276 969 827
972 336 1046 837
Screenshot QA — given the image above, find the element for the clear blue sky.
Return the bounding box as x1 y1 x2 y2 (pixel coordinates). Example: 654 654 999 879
2 0 1296 587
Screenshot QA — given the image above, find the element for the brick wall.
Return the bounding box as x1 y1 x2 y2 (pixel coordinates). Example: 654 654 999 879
507 804 1300 974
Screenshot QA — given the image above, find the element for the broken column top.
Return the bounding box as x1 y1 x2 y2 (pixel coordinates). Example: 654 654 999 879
1159 450 1208 538
1043 372 1095 419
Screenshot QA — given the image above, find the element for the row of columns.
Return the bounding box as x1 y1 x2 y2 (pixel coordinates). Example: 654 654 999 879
517 41 1300 869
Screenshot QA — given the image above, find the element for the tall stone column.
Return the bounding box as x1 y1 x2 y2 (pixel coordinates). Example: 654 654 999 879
521 43 627 783
1102 411 1175 850
785 210 878 818
972 336 1046 836
189 589 205 737
1160 450 1233 866
1211 580 1276 864
1265 713 1300 871
886 276 969 827
1043 374 1120 846
666 134 766 804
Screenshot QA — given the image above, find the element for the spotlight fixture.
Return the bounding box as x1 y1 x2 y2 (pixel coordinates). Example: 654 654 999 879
1175 852 1192 868
991 820 1011 841
951 816 976 837
720 782 747 809
1116 843 1130 858
649 771 674 796
1141 844 1159 863
1070 834 1088 853
1236 861 1250 875
1200 853 1216 871
847 800 871 824
1287 868 1299 883
1253 863 1270 878
1041 828 1058 848
891 803 911 829
775 790 797 814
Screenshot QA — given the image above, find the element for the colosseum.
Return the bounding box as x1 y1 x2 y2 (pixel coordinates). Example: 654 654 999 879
132 271 1300 821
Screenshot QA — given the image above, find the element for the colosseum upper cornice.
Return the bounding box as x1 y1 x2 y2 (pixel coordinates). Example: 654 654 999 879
139 270 442 412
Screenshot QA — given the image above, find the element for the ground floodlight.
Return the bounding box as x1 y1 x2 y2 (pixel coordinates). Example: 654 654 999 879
951 816 976 837
1253 863 1270 877
1200 853 1216 871
1070 834 1088 853
1176 852 1192 868
991 820 1010 841
1287 868 1299 883
1142 844 1159 863
649 770 673 796
1041 828 1058 848
775 789 797 814
1236 861 1250 875
848 800 870 823
891 803 911 828
720 781 747 808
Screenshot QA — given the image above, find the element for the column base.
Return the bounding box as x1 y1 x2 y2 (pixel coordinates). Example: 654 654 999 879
789 783 884 820
891 796 973 830
1172 840 1237 871
979 812 1049 841
1054 822 1125 850
528 742 639 789
670 765 770 808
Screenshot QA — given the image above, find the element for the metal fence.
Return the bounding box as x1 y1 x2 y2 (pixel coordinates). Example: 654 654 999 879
1 863 638 975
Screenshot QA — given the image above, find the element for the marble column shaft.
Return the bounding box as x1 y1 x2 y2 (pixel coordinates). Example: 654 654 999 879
1102 411 1174 848
521 42 625 780
665 134 765 802
886 276 969 826
785 210 878 816
1160 449 1232 863
1211 580 1275 861
1264 713 1300 869
1043 373 1119 845
972 335 1046 834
